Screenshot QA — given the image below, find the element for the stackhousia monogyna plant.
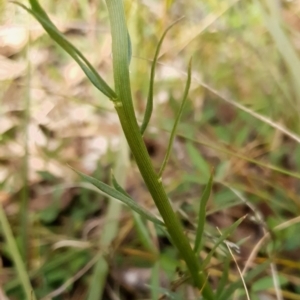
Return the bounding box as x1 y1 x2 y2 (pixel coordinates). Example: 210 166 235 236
14 0 219 298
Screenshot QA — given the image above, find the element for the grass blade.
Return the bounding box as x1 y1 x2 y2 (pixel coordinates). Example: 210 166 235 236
133 213 157 252
13 0 116 100
73 169 165 226
87 256 107 300
151 261 160 300
201 215 246 269
216 256 230 298
140 18 183 135
111 173 130 196
158 58 192 177
0 204 36 300
193 172 213 253
112 173 157 252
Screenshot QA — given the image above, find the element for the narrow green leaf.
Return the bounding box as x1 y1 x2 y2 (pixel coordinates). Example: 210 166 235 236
201 215 246 269
133 213 156 252
87 256 108 300
158 58 192 177
216 256 230 298
0 204 36 300
14 0 116 100
151 261 160 300
111 172 130 196
73 169 165 226
112 173 156 252
193 172 213 253
140 18 183 135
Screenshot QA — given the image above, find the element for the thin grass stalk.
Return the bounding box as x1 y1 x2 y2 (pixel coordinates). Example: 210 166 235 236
112 174 158 252
140 18 183 135
0 205 36 300
193 173 213 254
158 58 192 177
105 0 214 297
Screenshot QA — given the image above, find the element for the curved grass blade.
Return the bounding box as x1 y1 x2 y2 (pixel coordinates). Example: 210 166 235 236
201 215 246 269
158 58 192 177
73 169 165 226
14 0 116 100
140 18 183 135
193 172 213 253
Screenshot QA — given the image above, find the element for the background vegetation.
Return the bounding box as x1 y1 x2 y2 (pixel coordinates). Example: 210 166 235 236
1 0 300 299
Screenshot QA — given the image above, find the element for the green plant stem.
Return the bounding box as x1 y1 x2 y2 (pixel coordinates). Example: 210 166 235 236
105 1 214 298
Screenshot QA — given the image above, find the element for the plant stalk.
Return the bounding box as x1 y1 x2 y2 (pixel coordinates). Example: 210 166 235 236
105 0 214 298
